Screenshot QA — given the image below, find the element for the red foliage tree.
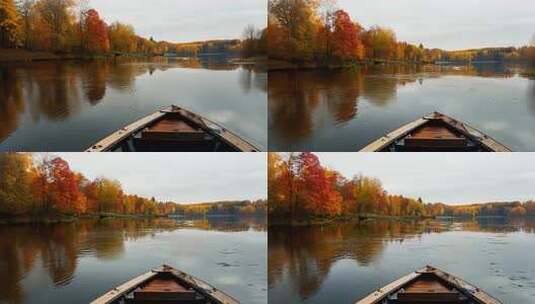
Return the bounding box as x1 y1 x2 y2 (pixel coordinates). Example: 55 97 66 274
332 10 362 61
49 157 85 214
296 152 342 216
84 9 110 54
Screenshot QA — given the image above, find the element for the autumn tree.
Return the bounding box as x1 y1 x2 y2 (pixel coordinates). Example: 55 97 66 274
295 152 341 216
34 0 77 51
82 9 108 53
47 157 85 214
331 9 362 61
268 0 319 61
362 26 397 60
0 153 33 214
242 24 257 57
16 0 37 49
108 21 136 53
0 0 21 47
94 178 122 213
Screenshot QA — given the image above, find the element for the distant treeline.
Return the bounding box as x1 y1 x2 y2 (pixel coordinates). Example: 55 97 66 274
171 25 267 58
175 200 267 217
0 153 266 217
434 201 535 218
438 47 535 64
268 0 535 65
0 0 266 57
269 153 535 221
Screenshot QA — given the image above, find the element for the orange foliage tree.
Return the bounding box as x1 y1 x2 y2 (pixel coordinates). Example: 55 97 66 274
83 9 109 54
332 10 363 60
47 157 85 214
295 152 341 216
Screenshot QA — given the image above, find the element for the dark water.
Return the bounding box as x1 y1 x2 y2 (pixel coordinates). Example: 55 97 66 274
0 217 267 304
0 57 267 151
268 218 535 304
268 64 535 151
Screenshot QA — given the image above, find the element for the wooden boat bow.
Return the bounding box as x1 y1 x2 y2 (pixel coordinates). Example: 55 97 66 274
355 265 503 304
360 112 511 152
86 105 260 152
90 264 240 304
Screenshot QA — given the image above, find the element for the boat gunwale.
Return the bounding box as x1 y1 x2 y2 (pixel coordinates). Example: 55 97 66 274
354 265 503 304
85 105 261 152
358 112 511 152
90 265 240 304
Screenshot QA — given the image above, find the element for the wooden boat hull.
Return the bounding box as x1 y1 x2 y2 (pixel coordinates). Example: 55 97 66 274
91 265 239 304
86 106 260 152
359 112 511 152
355 266 502 304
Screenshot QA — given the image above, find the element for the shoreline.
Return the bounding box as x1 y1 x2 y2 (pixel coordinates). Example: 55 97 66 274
268 214 426 227
268 214 530 227
0 213 267 225
0 213 167 225
0 49 265 64
267 58 532 72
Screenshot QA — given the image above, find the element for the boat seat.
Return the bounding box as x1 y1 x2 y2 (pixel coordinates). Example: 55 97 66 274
132 116 217 151
141 118 206 141
128 278 206 304
391 277 469 303
392 120 484 152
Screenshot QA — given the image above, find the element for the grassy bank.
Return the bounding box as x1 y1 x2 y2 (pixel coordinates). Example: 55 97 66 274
0 48 161 63
0 48 85 62
0 213 167 225
268 213 427 227
267 58 431 71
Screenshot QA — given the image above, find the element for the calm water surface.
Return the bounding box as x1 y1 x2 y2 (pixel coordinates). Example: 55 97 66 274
268 218 535 304
0 217 267 304
0 57 267 151
269 64 535 151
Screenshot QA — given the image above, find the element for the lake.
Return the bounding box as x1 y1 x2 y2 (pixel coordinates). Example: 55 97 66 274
268 64 535 151
0 217 267 304
0 57 267 151
268 218 535 304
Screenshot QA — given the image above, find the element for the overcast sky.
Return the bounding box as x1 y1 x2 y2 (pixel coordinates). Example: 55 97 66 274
316 153 535 205
337 0 535 50
89 0 266 42
45 153 266 204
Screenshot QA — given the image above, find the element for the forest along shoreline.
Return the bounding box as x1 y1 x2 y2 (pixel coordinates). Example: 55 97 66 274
0 0 267 63
0 153 267 225
267 0 535 71
268 153 535 226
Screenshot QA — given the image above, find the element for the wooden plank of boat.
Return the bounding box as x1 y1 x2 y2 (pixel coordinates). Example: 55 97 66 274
85 105 260 152
90 264 240 304
359 112 511 152
354 265 503 304
86 110 168 152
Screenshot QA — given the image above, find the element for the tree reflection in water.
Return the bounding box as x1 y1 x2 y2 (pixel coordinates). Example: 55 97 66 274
0 57 264 147
268 64 534 151
268 218 535 301
0 217 265 303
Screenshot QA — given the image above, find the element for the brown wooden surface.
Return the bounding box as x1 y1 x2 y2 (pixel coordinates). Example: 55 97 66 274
354 266 503 304
410 124 460 140
86 105 261 152
148 119 201 134
359 112 511 152
134 278 197 301
397 278 462 302
142 118 206 141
